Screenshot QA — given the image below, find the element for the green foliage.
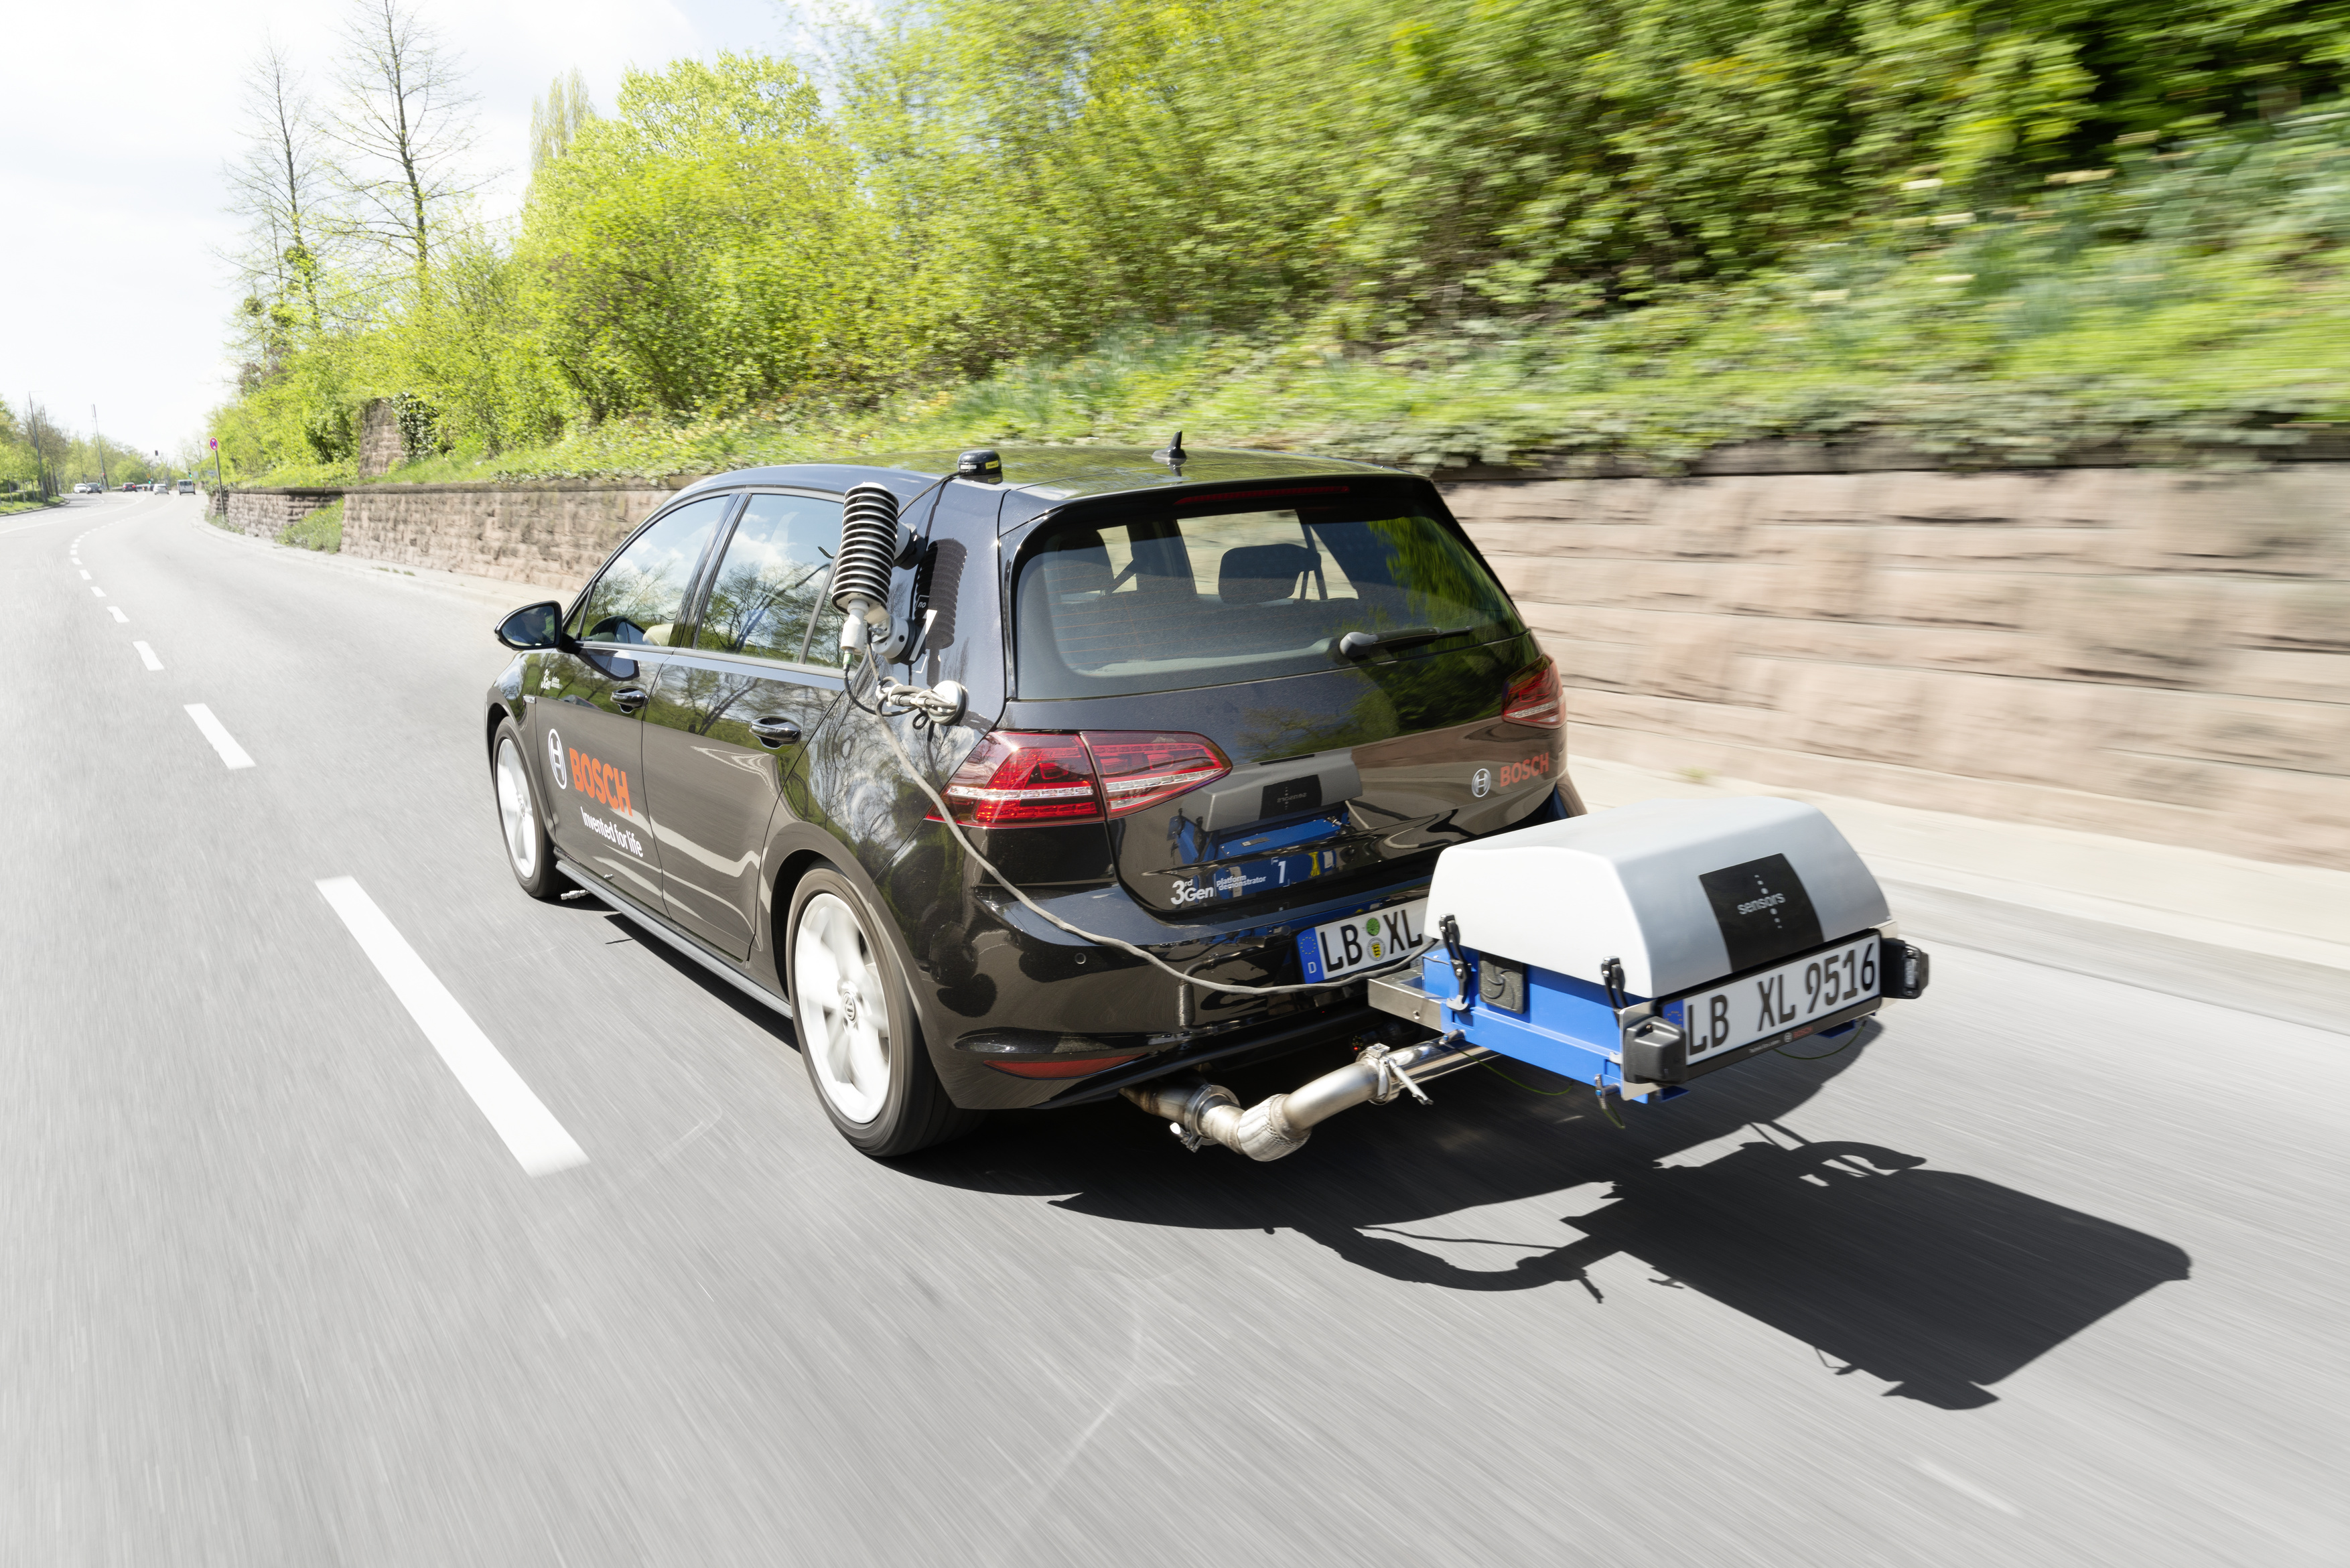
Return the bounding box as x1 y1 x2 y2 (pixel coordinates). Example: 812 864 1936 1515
516 52 947 420
530 69 596 176
212 5 2350 485
0 407 42 492
863 0 2350 342
279 498 344 551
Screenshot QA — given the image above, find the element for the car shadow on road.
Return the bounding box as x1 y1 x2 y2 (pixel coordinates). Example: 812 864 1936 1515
587 904 809 1044
902 1034 2192 1410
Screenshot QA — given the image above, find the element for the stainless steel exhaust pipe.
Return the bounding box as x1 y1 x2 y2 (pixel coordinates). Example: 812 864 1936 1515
1121 1035 1491 1161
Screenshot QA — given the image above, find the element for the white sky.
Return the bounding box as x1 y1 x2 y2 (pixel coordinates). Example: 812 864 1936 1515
1 0 801 461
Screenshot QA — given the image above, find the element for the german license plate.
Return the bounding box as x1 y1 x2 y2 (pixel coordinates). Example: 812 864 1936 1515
1673 934 1880 1063
1297 900 1428 983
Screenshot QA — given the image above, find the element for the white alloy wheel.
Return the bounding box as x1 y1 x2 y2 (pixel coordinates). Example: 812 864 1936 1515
495 736 540 879
794 892 893 1124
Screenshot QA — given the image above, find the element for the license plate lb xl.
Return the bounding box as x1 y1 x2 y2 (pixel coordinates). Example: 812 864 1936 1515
1297 900 1429 983
1671 934 1881 1064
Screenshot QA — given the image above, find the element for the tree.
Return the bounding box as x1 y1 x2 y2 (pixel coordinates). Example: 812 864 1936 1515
530 68 596 175
225 40 331 336
517 52 916 419
0 404 38 492
324 0 487 277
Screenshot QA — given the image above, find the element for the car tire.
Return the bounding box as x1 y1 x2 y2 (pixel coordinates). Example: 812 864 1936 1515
785 867 983 1158
492 718 566 902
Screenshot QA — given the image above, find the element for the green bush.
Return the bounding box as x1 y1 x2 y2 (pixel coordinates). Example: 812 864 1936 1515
278 498 344 552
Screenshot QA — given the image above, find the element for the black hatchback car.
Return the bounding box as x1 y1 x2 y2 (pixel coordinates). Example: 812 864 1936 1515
484 444 1580 1155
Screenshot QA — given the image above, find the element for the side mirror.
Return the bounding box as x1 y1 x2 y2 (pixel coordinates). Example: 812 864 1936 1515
495 601 565 651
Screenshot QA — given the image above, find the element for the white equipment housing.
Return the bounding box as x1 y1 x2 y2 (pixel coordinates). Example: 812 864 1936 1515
1425 796 1890 997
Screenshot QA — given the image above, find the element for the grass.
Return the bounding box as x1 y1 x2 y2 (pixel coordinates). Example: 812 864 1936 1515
277 498 344 552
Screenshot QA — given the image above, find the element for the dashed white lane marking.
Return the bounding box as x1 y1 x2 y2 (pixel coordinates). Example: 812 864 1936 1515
133 641 163 671
89 585 105 597
183 704 255 769
107 605 127 622
1914 1458 2021 1516
78 569 89 579
314 877 588 1176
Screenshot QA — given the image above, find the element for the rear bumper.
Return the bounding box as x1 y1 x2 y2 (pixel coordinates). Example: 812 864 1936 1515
923 873 1446 1110
906 782 1582 1111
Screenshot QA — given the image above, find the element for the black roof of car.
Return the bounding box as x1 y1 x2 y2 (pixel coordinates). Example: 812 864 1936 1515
677 444 1404 508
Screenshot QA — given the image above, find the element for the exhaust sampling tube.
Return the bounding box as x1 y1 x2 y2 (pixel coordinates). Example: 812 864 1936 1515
1120 1034 1490 1160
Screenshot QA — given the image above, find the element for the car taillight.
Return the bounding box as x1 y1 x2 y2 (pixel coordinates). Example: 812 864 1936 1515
1081 731 1231 817
941 733 1102 827
939 729 1231 828
1503 658 1563 728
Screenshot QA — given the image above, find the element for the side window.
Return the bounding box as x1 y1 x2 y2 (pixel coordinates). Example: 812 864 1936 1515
570 494 734 648
694 492 847 665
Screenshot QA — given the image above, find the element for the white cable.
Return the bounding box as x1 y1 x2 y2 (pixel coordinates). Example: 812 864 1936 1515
857 651 1422 998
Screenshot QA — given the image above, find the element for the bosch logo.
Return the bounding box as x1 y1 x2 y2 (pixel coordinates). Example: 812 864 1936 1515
1497 754 1551 790
547 729 568 788
1471 768 1492 797
569 746 634 815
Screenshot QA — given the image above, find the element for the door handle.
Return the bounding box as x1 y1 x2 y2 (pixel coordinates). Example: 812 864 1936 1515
750 715 803 749
612 687 650 714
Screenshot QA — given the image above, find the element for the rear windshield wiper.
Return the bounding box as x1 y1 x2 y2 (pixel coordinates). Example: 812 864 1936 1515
1336 626 1454 659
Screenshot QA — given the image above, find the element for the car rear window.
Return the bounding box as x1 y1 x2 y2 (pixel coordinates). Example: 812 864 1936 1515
1013 500 1519 699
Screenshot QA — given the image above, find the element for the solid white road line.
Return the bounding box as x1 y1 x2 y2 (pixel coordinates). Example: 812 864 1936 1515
183 704 255 769
134 641 163 671
314 877 588 1176
107 606 127 622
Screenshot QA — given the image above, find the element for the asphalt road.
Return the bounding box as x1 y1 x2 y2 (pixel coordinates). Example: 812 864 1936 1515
6 493 2344 1566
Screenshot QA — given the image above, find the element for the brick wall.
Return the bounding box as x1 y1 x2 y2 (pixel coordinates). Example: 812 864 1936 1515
1446 466 2350 869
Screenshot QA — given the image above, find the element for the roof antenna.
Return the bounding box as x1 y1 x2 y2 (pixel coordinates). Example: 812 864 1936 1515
1152 430 1186 476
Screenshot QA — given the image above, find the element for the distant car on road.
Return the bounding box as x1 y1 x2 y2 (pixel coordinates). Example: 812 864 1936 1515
176 479 195 494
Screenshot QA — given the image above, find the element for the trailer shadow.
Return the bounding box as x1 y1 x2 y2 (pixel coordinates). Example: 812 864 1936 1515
904 1036 2191 1411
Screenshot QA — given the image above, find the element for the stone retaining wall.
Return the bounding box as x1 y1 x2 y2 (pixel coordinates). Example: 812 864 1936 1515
338 480 687 590
1444 466 2350 869
224 487 340 539
232 461 2348 867
357 401 404 478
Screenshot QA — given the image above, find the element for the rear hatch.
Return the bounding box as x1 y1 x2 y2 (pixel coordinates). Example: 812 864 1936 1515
973 477 1565 918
